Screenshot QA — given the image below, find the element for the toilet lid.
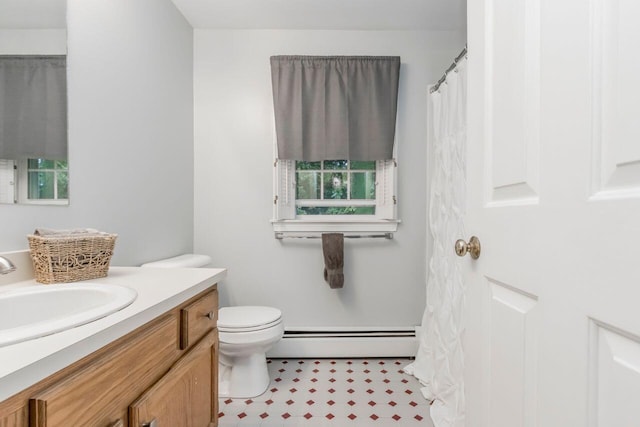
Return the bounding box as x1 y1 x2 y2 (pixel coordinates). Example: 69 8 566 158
218 306 282 332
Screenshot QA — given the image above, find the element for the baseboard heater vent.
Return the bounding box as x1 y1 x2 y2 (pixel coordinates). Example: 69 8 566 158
267 327 419 359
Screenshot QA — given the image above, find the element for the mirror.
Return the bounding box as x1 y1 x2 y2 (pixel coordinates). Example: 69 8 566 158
0 0 68 205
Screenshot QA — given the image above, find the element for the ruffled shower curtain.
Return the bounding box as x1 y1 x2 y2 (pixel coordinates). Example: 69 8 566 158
404 57 467 427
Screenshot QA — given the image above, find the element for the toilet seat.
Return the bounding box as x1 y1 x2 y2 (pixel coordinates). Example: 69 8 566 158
218 306 282 333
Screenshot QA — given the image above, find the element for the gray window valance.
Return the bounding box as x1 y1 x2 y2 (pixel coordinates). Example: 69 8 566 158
0 56 67 160
270 55 400 161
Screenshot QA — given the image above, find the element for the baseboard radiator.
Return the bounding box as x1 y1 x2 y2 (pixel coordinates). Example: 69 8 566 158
267 326 419 358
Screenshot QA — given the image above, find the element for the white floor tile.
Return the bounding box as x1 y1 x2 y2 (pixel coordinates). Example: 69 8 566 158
219 358 433 426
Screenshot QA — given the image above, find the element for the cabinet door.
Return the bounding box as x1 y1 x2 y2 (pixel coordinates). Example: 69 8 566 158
129 330 218 427
0 407 27 427
29 314 181 427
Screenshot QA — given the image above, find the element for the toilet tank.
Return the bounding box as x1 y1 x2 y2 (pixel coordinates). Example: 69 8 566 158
140 254 212 268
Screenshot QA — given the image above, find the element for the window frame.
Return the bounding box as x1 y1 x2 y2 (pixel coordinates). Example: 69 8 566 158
17 158 69 205
272 153 400 236
294 159 378 215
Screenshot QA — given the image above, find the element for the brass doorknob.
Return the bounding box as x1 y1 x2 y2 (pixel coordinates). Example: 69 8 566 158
455 236 481 259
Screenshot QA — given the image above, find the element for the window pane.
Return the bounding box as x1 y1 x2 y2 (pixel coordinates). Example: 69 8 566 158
28 172 54 199
296 161 321 170
296 172 321 199
55 160 68 170
297 206 375 215
352 206 376 215
28 159 55 169
296 206 321 215
323 172 347 199
351 172 376 199
350 161 376 170
324 160 348 170
57 171 69 199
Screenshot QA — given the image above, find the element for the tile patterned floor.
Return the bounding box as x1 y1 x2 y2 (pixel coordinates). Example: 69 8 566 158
218 358 434 426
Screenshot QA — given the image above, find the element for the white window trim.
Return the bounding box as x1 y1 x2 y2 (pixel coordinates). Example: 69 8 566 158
272 145 400 237
0 159 16 204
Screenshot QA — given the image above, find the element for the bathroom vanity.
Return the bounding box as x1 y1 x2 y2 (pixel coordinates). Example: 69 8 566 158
0 265 226 427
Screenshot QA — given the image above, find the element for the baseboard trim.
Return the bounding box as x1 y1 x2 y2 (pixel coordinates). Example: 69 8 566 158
267 327 420 358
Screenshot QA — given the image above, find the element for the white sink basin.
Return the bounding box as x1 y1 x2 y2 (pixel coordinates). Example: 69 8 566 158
0 283 137 347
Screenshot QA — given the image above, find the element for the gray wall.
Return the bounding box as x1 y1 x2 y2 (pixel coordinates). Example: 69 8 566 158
193 29 465 327
0 0 194 266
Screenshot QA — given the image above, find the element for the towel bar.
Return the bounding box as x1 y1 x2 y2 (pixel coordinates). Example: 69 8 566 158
275 232 393 240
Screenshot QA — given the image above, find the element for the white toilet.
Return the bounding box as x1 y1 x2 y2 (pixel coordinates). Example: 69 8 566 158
141 254 284 398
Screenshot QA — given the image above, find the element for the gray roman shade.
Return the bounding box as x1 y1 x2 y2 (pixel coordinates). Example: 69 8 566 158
0 56 67 160
270 56 400 161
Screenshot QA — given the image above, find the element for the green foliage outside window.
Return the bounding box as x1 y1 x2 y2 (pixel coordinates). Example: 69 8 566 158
27 159 68 200
295 160 376 215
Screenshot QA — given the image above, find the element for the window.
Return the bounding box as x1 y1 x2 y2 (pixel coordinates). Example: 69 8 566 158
272 156 399 235
0 158 69 204
25 159 69 201
269 55 401 235
0 55 68 205
295 160 377 215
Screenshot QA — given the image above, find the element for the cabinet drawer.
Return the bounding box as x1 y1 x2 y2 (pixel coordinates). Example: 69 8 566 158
180 290 218 350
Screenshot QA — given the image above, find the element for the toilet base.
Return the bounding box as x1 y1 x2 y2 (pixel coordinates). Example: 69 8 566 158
218 352 270 398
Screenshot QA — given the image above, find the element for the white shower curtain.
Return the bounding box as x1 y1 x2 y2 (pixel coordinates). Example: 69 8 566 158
404 56 467 427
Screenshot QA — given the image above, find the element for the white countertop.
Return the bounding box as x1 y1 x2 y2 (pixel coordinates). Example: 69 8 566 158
0 266 226 402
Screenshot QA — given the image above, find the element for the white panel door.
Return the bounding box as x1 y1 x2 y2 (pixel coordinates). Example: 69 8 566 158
465 0 640 426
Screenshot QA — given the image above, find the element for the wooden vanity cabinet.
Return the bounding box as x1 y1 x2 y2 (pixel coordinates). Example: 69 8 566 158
0 287 218 427
129 330 218 427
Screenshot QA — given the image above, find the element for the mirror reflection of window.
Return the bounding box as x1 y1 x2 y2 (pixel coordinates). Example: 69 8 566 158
0 158 68 204
26 159 68 201
0 0 68 205
0 56 68 204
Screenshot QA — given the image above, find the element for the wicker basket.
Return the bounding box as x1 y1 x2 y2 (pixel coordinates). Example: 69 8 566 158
27 233 117 284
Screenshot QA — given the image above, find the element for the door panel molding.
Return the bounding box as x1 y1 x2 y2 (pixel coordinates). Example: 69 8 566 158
488 277 538 427
590 0 640 200
588 319 640 427
484 0 541 207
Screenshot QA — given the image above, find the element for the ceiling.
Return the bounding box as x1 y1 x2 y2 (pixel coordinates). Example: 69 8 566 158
0 0 465 31
170 0 466 31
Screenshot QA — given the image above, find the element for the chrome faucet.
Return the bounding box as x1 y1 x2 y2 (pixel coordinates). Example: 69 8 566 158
0 256 16 274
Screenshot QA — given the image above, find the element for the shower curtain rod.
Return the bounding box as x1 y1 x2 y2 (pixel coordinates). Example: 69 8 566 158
430 45 467 94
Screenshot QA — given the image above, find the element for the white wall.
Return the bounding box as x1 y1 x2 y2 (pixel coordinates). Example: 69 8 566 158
194 30 464 327
0 29 66 54
0 0 195 266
